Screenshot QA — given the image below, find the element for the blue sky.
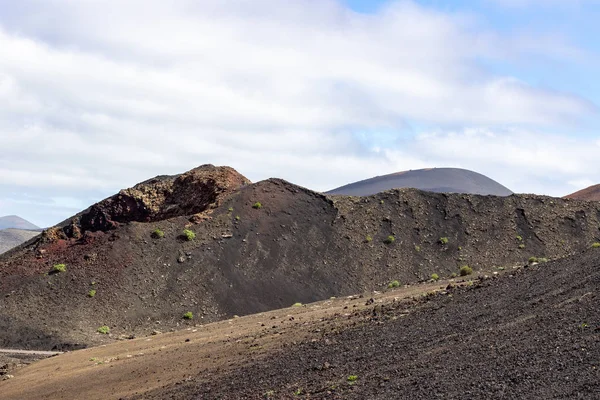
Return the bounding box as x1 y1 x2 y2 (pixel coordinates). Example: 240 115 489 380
1 0 599 227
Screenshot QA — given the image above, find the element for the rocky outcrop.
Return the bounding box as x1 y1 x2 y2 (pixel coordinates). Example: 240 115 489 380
75 165 250 234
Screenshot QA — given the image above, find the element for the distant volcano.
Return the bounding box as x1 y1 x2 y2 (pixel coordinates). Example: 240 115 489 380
326 167 513 196
0 215 40 230
564 184 600 201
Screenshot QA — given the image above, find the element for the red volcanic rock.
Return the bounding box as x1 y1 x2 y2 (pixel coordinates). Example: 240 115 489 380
77 164 250 233
564 184 600 201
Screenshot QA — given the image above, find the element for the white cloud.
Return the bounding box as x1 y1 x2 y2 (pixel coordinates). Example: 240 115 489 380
0 0 598 226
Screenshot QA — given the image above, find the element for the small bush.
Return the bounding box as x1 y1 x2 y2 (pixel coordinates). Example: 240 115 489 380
516 235 523 241
538 257 548 263
415 245 421 252
384 235 395 244
459 266 473 276
183 311 193 320
528 256 538 263
151 228 164 239
431 273 439 281
183 229 196 241
388 280 400 288
365 235 372 243
592 242 600 248
97 326 110 334
518 244 525 249
292 302 303 307
252 202 262 209
52 264 66 273
439 237 449 245
88 290 96 298
347 375 358 382
228 207 234 212
235 215 240 221
450 272 457 278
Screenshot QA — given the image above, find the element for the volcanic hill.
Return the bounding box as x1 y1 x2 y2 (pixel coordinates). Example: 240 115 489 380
0 215 40 231
565 184 600 201
327 167 513 196
1 164 600 352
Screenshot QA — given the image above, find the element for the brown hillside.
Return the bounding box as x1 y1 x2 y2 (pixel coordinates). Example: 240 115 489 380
1 165 600 351
564 184 600 201
1 248 598 399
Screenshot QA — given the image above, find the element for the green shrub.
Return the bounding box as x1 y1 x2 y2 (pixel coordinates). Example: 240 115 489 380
537 257 548 263
97 326 110 334
459 266 473 276
518 244 525 249
347 375 358 382
252 202 262 209
592 242 600 248
450 272 458 278
183 311 193 320
516 235 523 241
52 264 66 273
292 302 303 307
415 245 421 252
366 235 372 243
439 237 449 245
151 228 164 239
388 280 400 288
88 289 96 298
384 235 395 244
183 229 196 241
431 273 439 281
228 207 234 212
528 256 538 263
235 215 240 221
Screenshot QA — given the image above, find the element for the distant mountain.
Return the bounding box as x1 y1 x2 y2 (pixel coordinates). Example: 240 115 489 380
326 168 513 197
0 215 40 230
564 184 600 201
0 228 40 254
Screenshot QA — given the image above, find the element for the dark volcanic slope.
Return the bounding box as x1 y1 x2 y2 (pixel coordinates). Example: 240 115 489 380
327 167 513 196
0 215 40 230
1 165 600 350
152 247 600 400
565 184 600 201
0 229 40 254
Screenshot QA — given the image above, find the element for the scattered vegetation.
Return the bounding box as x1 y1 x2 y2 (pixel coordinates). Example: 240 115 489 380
518 244 525 249
439 237 449 245
228 207 234 212
365 235 372 243
516 235 523 241
52 263 66 273
528 256 538 263
388 280 400 288
529 257 548 264
431 273 439 281
88 289 96 298
459 265 473 276
151 228 164 239
183 311 193 320
292 302 303 307
414 245 421 252
97 326 110 334
347 375 358 383
182 229 196 241
592 242 600 248
294 388 303 396
384 235 395 244
235 215 240 221
253 202 262 209
450 272 457 278
458 246 462 251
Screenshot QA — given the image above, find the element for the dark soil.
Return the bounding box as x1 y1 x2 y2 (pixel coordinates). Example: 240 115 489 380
1 165 600 351
142 248 600 399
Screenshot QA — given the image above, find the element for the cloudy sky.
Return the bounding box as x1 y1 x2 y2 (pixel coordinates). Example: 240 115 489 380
1 0 599 227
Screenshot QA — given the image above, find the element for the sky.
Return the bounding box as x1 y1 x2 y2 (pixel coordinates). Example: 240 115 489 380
1 0 599 227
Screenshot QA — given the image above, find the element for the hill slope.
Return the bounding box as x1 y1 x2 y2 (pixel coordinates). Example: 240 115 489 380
1 165 599 351
0 216 40 230
0 229 40 254
327 167 513 196
1 247 598 399
565 184 600 201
